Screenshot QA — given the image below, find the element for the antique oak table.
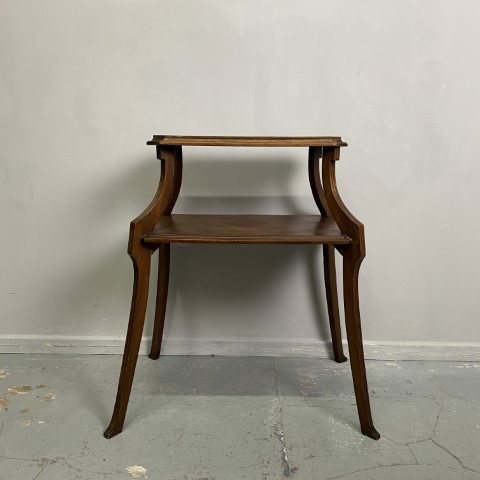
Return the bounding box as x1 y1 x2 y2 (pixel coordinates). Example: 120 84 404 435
104 136 380 441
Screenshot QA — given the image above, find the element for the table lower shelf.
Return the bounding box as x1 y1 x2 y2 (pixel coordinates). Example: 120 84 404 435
141 215 352 245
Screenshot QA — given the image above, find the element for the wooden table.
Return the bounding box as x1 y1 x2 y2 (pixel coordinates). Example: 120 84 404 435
104 136 380 441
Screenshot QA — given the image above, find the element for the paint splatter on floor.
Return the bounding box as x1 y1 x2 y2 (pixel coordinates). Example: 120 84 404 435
42 392 55 401
0 395 9 411
0 370 9 379
19 408 31 414
126 465 148 478
22 418 33 426
36 384 48 389
7 385 33 395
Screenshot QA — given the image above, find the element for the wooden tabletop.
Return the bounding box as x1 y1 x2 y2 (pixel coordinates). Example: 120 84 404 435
147 136 347 147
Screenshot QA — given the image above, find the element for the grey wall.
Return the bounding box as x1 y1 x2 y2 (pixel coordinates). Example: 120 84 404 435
1 1 480 351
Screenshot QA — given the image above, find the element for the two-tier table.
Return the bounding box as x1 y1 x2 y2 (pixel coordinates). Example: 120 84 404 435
104 136 380 441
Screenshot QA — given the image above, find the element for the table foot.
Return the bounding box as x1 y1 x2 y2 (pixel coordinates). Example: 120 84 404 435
104 422 123 439
362 425 381 441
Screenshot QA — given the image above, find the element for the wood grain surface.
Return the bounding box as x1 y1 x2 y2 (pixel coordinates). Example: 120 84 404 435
142 214 352 245
147 135 347 147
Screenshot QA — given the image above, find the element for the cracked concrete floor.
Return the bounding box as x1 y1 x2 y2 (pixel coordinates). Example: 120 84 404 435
0 354 479 479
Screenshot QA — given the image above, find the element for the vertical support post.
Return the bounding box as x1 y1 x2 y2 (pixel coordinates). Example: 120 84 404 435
308 147 347 363
149 145 183 360
104 146 183 439
321 147 380 440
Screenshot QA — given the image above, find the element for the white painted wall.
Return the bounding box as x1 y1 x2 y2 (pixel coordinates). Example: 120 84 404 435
1 0 480 353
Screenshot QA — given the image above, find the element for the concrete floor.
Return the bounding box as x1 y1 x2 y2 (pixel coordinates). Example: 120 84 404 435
0 354 479 480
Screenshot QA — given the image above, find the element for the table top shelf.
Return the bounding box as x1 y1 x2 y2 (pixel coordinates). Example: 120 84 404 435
147 135 347 147
141 215 352 245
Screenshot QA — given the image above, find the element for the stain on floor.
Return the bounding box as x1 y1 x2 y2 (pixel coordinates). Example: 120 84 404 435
0 395 9 411
126 465 148 478
7 385 33 395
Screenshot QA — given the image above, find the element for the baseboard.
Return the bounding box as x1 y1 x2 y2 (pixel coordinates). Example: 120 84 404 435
0 335 479 361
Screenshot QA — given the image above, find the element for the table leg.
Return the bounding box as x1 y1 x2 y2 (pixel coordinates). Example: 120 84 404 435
308 147 347 363
104 249 152 439
149 243 170 360
323 245 347 363
343 250 380 440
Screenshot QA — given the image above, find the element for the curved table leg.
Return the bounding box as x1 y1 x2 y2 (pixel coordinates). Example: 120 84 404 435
322 146 380 440
104 145 183 438
309 147 347 362
104 249 152 439
323 245 347 363
149 243 170 360
149 146 182 359
343 249 380 440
